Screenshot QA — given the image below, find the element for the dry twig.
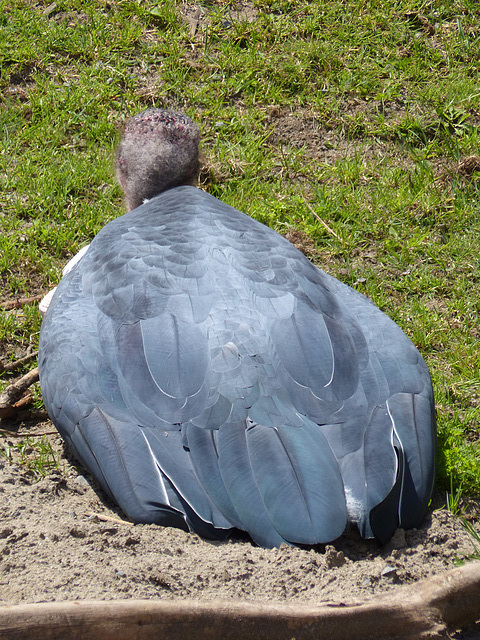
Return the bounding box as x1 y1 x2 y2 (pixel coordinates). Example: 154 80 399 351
1 295 44 311
84 512 134 526
0 367 39 420
0 428 56 437
304 200 343 244
0 351 38 374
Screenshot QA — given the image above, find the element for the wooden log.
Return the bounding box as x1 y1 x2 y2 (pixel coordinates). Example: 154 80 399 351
0 561 478 640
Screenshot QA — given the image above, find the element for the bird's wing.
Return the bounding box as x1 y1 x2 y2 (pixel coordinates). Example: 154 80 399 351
314 274 436 542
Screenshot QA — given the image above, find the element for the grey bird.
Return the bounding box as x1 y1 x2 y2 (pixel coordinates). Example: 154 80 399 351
38 109 436 548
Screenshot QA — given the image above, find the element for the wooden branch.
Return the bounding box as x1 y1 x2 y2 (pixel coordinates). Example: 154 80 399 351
1 295 44 311
0 562 478 640
0 368 39 420
0 352 38 374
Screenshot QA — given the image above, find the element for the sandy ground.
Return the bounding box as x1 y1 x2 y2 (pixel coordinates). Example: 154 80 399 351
0 422 478 625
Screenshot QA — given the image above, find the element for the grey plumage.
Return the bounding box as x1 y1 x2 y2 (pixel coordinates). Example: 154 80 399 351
38 111 436 548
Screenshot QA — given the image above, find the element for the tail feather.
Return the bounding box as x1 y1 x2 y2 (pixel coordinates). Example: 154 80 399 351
246 418 347 544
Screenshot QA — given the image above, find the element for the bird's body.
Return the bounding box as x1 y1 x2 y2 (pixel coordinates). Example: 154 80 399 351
39 185 436 548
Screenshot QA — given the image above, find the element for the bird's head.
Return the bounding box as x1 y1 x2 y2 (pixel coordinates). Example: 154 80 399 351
117 108 200 211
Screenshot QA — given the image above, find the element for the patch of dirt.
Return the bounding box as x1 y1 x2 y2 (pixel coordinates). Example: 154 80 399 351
283 228 318 260
180 1 258 39
0 419 478 615
263 106 419 171
435 155 480 193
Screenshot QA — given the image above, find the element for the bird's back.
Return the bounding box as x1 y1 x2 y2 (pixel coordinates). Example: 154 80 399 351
39 186 436 548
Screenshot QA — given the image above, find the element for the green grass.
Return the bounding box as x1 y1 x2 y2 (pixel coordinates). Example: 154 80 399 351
0 434 61 477
1 0 479 497
460 517 480 562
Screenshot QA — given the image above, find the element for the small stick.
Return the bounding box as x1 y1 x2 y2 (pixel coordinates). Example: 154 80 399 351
10 393 33 409
0 351 38 374
0 429 57 437
1 295 44 311
0 367 40 420
304 201 343 243
84 512 134 526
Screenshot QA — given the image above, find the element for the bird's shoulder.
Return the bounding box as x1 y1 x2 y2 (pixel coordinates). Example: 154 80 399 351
69 187 336 323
